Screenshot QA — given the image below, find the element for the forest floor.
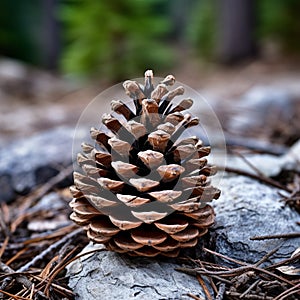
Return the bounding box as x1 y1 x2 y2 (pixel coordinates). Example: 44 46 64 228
1 57 300 146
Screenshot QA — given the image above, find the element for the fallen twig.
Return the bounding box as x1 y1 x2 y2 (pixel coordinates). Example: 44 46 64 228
229 149 266 178
250 232 300 240
215 283 225 300
273 282 300 300
239 279 260 298
220 166 292 192
0 262 48 299
225 291 274 299
17 164 73 211
224 134 288 156
178 246 299 299
196 274 213 300
18 226 82 273
186 293 204 300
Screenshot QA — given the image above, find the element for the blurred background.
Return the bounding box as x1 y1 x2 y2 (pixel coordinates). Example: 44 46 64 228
1 0 300 147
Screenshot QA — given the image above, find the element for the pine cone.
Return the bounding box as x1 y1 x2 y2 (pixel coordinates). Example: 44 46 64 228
70 70 221 257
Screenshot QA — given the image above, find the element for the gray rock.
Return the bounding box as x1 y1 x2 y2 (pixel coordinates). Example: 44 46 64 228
222 153 282 177
0 126 74 202
227 86 298 135
68 244 207 300
212 176 300 265
0 174 14 203
217 139 300 179
31 192 67 212
280 139 300 173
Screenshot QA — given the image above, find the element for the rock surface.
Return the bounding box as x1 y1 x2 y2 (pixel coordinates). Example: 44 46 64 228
68 244 207 300
281 139 300 173
222 153 282 177
212 176 300 266
217 137 300 179
0 126 74 202
227 86 297 135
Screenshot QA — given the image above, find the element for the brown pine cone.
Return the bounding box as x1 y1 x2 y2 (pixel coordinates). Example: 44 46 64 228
70 70 221 257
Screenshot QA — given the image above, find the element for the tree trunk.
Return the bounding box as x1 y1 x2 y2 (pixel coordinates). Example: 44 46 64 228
41 0 60 70
216 0 257 63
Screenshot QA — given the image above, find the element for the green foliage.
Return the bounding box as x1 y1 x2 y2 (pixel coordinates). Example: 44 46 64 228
0 0 42 65
186 0 216 59
258 0 300 53
60 0 174 81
